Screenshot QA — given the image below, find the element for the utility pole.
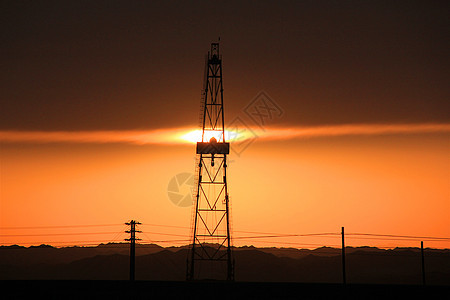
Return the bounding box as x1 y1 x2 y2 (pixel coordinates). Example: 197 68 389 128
125 220 141 281
341 226 346 285
421 241 426 286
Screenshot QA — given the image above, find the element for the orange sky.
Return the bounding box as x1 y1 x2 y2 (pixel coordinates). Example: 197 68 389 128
1 2 449 250
1 127 449 249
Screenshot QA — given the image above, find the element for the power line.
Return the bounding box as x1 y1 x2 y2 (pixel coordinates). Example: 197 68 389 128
140 223 189 229
3 240 123 245
345 236 450 242
142 231 188 238
140 239 191 244
0 231 124 237
346 233 450 240
131 223 450 242
3 230 448 243
2 222 450 249
0 224 123 230
236 240 342 248
233 233 340 240
3 222 449 241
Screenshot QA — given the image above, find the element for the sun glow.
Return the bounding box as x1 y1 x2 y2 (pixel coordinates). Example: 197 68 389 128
179 129 245 144
1 123 449 146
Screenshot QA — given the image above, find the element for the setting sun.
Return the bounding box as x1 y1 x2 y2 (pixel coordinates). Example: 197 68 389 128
178 129 246 143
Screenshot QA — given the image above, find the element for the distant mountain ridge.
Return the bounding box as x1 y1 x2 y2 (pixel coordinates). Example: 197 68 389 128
1 244 449 285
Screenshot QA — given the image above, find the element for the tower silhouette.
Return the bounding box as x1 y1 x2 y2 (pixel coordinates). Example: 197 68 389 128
187 42 234 281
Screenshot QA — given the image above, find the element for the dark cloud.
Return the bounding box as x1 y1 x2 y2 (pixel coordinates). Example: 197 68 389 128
1 1 449 130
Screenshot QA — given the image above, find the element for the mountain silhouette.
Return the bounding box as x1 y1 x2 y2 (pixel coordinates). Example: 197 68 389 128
1 243 449 285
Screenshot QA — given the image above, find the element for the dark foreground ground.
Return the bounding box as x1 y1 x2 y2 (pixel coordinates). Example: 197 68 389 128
1 280 449 300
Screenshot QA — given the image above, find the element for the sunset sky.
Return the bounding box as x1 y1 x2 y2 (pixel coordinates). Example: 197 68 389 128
1 1 449 249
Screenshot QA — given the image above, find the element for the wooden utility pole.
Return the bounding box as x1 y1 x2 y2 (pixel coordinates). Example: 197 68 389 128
421 241 426 286
341 227 346 285
125 220 141 281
